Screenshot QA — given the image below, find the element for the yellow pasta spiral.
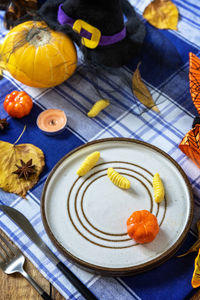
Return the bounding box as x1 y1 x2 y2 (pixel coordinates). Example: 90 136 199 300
153 173 165 203
76 151 100 176
87 99 110 118
107 168 131 189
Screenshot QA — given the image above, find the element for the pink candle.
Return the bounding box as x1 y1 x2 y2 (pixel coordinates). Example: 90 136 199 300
37 109 67 135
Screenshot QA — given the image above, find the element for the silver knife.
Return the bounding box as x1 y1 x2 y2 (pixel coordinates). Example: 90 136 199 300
0 205 98 300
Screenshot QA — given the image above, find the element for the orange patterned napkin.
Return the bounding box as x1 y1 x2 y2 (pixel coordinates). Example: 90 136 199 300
179 53 200 168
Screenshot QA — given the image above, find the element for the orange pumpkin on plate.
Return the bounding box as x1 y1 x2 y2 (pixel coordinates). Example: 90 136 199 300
127 210 159 244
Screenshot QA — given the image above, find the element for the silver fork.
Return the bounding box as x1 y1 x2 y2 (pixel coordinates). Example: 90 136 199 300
0 231 52 300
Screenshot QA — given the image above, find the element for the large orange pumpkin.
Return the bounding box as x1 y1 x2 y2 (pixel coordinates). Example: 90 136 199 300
0 21 77 88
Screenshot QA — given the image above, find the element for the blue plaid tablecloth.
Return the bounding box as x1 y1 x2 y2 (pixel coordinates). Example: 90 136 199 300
0 1 200 299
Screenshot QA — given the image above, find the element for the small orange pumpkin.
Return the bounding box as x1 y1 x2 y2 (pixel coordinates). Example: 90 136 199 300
127 210 159 244
0 21 77 88
4 91 33 118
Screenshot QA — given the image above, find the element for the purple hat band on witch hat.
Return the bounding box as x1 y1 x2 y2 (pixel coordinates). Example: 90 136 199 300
57 4 126 47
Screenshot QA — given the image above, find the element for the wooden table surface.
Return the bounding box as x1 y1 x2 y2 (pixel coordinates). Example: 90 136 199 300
0 230 65 300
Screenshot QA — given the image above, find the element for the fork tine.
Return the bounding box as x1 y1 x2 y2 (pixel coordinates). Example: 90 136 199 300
0 231 52 300
0 232 18 255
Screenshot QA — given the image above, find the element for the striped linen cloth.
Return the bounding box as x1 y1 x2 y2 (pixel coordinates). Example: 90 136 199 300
0 1 200 299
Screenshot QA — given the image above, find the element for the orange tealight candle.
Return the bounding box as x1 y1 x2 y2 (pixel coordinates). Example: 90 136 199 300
37 109 67 135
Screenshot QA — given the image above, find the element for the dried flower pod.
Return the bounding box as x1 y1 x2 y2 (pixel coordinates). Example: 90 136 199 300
13 159 36 180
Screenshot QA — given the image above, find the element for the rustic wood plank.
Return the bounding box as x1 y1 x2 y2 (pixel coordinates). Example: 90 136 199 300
0 230 63 299
51 284 65 300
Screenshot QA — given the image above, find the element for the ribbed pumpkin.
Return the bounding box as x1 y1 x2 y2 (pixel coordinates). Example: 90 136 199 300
127 210 159 244
0 21 77 88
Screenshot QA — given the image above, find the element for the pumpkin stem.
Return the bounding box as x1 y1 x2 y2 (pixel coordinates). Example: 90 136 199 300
26 27 51 47
14 125 26 145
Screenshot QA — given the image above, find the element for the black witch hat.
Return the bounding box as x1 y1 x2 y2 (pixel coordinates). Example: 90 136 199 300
38 0 146 67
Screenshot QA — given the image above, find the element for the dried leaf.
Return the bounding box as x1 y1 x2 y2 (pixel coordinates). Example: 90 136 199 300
132 63 159 112
177 219 200 258
177 240 200 258
0 140 45 198
143 0 179 30
192 249 200 288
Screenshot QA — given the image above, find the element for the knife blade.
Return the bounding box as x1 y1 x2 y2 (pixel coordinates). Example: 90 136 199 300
0 205 98 300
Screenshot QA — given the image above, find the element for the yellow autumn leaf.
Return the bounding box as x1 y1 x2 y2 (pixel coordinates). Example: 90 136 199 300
192 249 200 288
132 63 159 112
0 140 45 198
143 0 179 30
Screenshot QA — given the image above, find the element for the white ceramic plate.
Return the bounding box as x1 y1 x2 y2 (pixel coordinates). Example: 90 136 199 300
41 138 193 275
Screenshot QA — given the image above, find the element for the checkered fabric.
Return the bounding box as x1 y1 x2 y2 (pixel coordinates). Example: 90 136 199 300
0 1 200 299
